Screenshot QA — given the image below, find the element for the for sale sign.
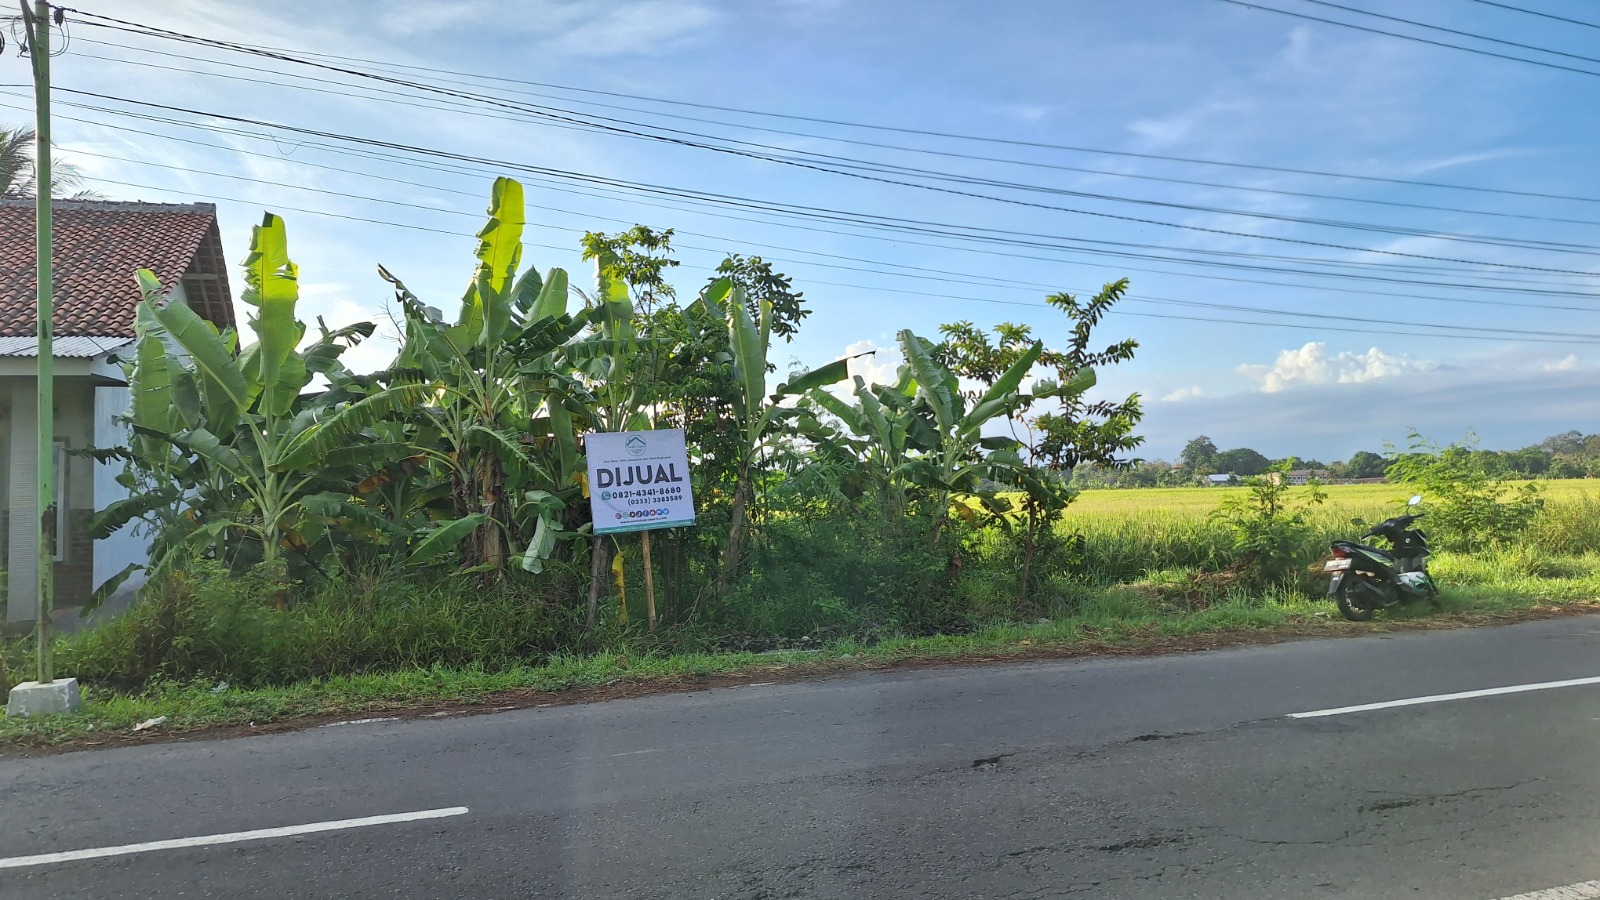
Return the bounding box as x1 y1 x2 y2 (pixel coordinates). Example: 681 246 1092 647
585 428 696 534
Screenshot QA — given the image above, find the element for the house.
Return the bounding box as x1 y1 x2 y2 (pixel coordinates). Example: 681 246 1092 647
1284 469 1330 485
1206 473 1236 486
0 199 234 626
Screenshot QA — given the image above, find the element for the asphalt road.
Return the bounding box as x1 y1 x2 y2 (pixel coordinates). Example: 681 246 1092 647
4 616 1600 899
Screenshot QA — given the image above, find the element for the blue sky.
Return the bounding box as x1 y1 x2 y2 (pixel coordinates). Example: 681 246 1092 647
5 0 1600 461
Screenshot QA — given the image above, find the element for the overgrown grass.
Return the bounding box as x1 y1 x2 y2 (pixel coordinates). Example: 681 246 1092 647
5 482 1600 747
4 556 1595 748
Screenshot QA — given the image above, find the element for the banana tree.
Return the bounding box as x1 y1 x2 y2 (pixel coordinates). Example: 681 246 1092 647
376 176 588 572
895 328 1096 534
104 213 425 584
698 278 853 595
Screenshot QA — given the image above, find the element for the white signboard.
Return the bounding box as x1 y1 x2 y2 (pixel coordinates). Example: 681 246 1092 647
586 428 696 534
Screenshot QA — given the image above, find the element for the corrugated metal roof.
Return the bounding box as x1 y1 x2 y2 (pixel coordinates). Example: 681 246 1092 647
0 336 135 358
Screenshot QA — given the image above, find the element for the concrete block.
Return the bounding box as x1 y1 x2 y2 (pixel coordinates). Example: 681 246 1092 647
6 678 81 717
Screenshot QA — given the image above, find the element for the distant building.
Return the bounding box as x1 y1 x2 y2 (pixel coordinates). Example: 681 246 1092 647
1206 473 1236 486
1284 469 1330 485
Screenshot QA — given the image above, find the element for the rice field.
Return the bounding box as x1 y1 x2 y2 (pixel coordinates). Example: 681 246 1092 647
1050 481 1600 584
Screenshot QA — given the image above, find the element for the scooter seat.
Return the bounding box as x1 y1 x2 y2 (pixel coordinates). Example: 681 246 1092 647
1335 541 1393 560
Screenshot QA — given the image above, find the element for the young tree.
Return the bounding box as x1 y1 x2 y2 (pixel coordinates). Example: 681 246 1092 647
936 278 1143 598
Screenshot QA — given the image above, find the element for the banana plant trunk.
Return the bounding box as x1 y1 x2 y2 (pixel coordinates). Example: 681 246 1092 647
586 535 612 629
719 464 753 598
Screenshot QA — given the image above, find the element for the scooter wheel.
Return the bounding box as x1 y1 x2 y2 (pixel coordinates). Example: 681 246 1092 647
1335 579 1376 622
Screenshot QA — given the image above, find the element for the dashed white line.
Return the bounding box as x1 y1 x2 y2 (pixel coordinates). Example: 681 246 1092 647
1288 676 1600 719
1494 879 1600 899
0 807 469 870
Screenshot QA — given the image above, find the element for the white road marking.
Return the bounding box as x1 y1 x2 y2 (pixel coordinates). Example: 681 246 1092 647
0 807 468 870
1494 879 1600 899
1289 676 1600 719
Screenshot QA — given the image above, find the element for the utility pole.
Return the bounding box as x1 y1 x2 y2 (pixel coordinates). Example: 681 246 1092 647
6 0 75 717
28 0 55 685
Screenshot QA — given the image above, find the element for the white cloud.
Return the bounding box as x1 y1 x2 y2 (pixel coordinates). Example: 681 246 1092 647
552 1 719 56
1544 354 1580 372
996 103 1057 123
1139 367 1600 462
1161 385 1206 403
1127 98 1254 147
1237 342 1436 394
840 339 900 389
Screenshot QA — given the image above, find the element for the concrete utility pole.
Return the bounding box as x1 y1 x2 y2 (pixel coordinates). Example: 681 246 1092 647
6 0 79 717
30 0 54 684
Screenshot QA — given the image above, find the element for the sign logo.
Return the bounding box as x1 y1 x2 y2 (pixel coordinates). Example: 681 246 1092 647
625 435 647 457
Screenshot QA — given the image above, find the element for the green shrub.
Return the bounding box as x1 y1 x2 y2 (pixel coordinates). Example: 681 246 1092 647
1210 460 1327 586
713 504 959 640
1387 433 1543 552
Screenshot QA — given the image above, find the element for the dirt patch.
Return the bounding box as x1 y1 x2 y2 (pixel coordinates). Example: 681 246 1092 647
5 602 1597 757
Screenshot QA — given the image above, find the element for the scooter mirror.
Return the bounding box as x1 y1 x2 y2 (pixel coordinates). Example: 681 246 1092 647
1408 494 1423 506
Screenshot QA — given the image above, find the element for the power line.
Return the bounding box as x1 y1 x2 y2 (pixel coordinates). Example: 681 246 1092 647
48 33 1597 262
53 44 1600 259
59 5 1600 207
1462 0 1600 30
90 147 1600 332
69 33 1600 234
1295 0 1600 66
44 118 1600 312
47 92 1600 306
1216 0 1600 79
15 84 1600 321
68 171 1600 345
48 85 1600 279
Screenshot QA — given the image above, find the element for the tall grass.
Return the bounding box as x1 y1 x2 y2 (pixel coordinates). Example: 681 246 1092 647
6 482 1598 697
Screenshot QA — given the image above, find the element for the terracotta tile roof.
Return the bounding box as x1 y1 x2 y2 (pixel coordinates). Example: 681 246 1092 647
0 199 235 338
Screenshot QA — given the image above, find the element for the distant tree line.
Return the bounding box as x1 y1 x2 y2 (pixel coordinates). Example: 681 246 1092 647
1068 430 1600 489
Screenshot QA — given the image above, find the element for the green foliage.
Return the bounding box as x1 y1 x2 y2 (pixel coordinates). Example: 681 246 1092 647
1386 432 1544 552
715 503 961 639
1211 459 1327 584
1344 450 1388 479
1180 435 1217 472
57 561 586 690
106 215 394 592
79 175 1170 694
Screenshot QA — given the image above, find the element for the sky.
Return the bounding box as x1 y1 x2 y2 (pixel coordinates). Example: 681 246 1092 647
4 0 1600 462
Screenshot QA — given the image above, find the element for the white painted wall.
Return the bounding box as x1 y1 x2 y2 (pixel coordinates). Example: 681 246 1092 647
6 378 36 621
92 384 145 598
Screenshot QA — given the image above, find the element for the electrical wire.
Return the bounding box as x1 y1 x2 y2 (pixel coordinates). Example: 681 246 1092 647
47 85 1600 279
71 172 1600 345
58 6 1600 207
1462 0 1600 30
38 90 1600 312
1295 0 1600 67
67 33 1600 234
50 20 1600 263
1215 0 1600 79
